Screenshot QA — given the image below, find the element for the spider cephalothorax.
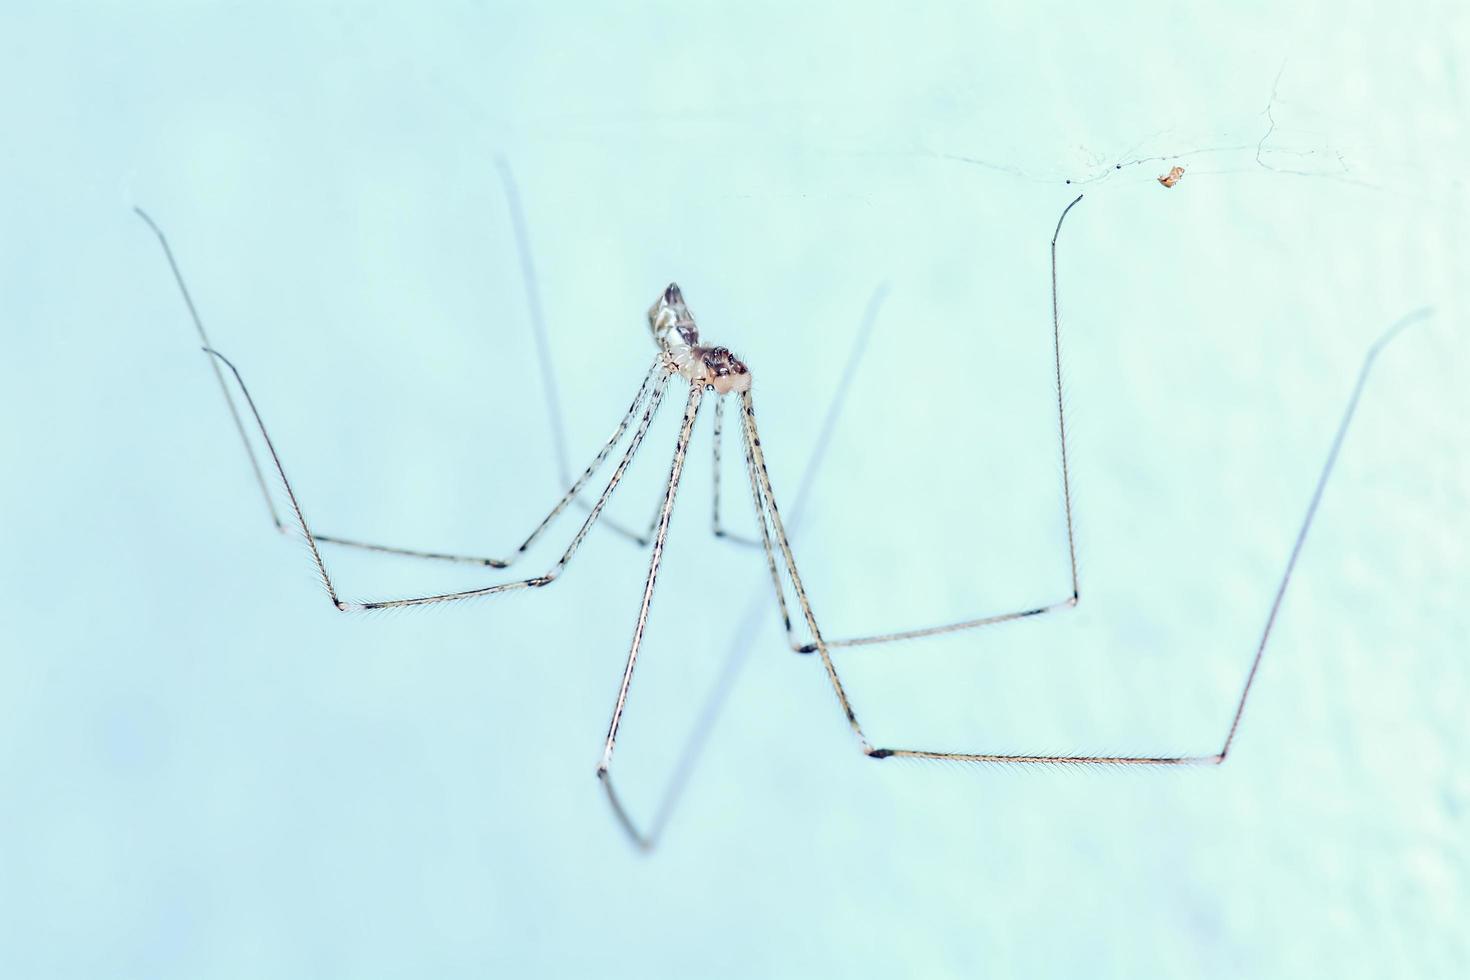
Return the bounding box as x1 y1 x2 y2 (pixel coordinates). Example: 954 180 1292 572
698 345 751 394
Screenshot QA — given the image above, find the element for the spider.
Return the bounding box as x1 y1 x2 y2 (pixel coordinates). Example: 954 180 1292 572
134 175 1423 849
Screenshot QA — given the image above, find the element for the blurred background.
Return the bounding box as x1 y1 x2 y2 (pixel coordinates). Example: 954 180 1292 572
1 2 1466 977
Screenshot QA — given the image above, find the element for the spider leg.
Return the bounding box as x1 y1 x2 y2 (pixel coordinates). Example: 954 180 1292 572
746 310 1429 765
592 286 887 848
596 384 704 849
318 358 665 568
137 204 651 569
494 157 705 553
134 207 282 531
780 195 1085 654
710 394 762 547
209 347 672 610
577 482 669 549
575 383 749 550
739 391 870 747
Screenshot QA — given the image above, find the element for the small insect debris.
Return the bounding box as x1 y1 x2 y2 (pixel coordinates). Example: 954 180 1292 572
1158 165 1185 188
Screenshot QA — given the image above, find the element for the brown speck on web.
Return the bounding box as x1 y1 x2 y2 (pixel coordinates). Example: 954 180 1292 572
1158 165 1185 188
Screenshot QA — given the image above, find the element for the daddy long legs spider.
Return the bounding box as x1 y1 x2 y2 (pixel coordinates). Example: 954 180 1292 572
134 182 1427 850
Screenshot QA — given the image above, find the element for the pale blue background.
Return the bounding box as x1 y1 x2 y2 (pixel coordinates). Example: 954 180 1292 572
2 3 1466 977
